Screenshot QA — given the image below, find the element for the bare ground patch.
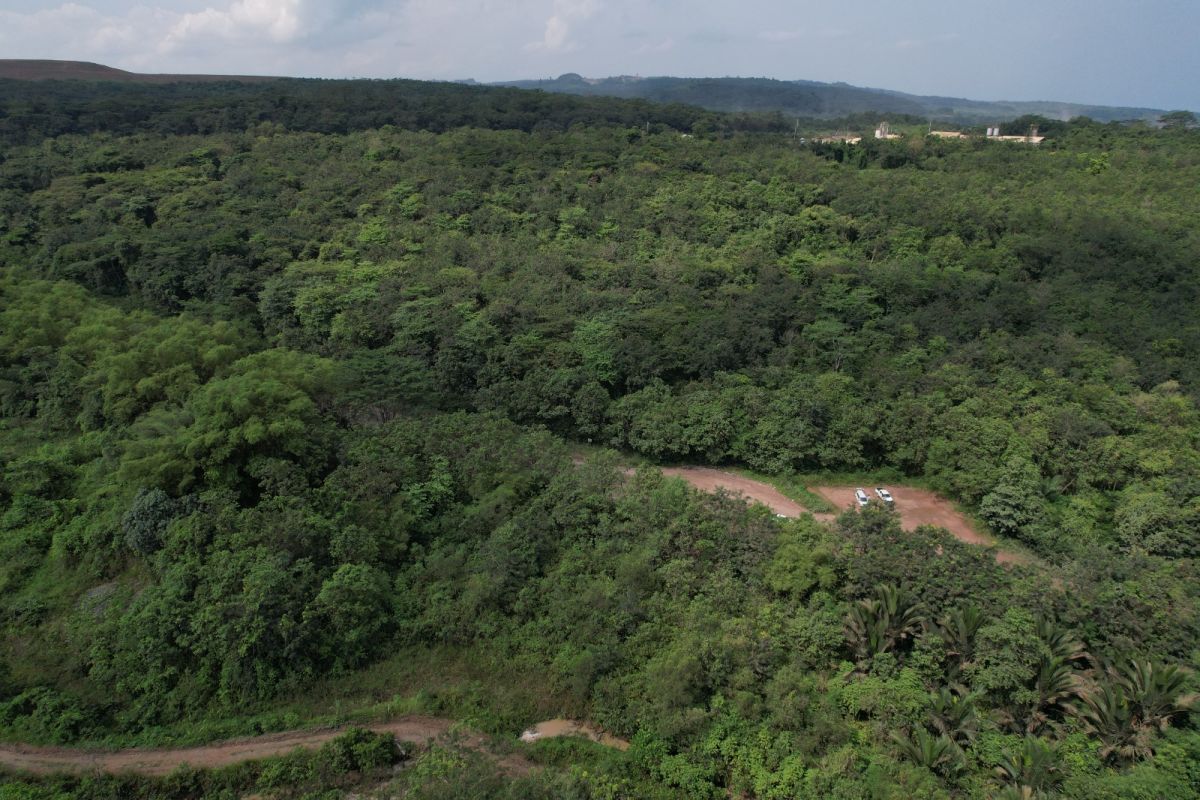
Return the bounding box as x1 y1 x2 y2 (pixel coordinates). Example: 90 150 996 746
0 716 539 777
660 467 833 521
813 486 1029 565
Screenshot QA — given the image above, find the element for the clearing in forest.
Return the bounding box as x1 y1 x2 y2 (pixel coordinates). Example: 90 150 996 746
812 485 1029 565
657 467 1028 566
0 715 631 777
0 717 493 776
660 467 832 521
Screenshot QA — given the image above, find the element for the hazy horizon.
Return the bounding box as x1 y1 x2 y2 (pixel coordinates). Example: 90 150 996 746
2 0 1197 111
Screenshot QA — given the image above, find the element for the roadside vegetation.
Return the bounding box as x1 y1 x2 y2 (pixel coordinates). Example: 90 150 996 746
0 77 1198 797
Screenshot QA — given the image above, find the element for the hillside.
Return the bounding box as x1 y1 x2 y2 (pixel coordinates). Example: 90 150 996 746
0 73 784 148
496 73 1166 123
1 61 1168 123
1 76 1199 799
0 59 276 83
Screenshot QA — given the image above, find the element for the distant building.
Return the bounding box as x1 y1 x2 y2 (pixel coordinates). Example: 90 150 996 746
813 134 862 144
929 130 968 139
987 124 1045 144
874 121 902 140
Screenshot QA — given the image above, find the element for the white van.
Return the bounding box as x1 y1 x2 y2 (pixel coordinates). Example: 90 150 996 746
855 488 869 507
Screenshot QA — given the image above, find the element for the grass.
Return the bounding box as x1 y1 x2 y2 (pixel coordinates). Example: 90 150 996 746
726 467 839 514
55 645 570 750
786 467 922 491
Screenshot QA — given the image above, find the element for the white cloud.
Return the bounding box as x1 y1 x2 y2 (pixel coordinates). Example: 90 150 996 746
529 0 599 53
163 0 305 51
0 3 152 64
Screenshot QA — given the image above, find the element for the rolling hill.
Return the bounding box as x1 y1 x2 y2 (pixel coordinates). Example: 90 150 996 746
494 74 1166 123
1 61 1167 124
0 59 276 83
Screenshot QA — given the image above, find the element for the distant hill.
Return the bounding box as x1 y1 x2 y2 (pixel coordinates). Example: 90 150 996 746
0 59 276 83
0 68 787 148
494 74 1165 123
1 61 1166 123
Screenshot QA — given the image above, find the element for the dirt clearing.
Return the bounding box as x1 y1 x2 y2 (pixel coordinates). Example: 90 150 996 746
813 486 1028 565
519 719 629 750
661 467 831 520
0 717 474 776
654 468 1027 565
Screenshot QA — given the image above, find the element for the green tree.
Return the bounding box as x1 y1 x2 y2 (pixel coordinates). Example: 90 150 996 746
980 451 1045 541
891 728 962 778
1158 110 1197 129
305 563 395 669
994 737 1063 797
1072 661 1197 763
119 349 340 493
844 584 926 665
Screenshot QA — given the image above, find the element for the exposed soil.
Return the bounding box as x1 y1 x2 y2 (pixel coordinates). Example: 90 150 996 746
519 719 629 750
812 486 1029 565
0 713 638 778
0 717 481 777
660 467 833 521
656 466 1028 566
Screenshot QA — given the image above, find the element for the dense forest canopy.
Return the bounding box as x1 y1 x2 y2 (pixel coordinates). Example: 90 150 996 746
0 76 787 147
1 77 1199 798
494 73 1167 124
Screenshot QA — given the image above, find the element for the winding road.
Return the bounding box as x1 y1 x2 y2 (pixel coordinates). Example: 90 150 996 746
0 717 462 776
0 715 629 777
0 466 1024 778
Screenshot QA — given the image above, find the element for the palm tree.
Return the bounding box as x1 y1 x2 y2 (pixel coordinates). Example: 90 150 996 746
936 604 985 684
995 736 1061 796
1037 617 1089 667
997 618 1090 734
1074 681 1140 763
845 598 887 663
1018 656 1081 735
1072 660 1197 763
927 687 980 748
891 728 962 777
992 787 1051 800
844 584 925 665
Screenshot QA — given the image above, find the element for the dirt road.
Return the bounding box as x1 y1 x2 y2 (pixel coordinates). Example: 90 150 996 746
660 467 832 520
656 467 1027 566
520 719 629 750
813 486 1028 565
0 713 638 778
0 718 459 776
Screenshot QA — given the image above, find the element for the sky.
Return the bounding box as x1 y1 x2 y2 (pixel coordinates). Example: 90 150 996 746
2 0 1197 111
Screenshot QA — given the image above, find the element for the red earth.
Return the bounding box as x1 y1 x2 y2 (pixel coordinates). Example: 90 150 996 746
813 485 1029 565
655 466 1027 566
660 467 834 521
0 717 531 777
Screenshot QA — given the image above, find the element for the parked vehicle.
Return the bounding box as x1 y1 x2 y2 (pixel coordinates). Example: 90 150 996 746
855 488 870 506
875 487 894 504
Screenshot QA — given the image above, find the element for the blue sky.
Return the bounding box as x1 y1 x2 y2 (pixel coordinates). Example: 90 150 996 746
2 0 1196 110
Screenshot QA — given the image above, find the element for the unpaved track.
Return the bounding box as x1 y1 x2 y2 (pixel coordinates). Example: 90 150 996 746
520 719 629 750
658 467 1027 566
661 467 832 521
813 486 1029 565
0 717 461 776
